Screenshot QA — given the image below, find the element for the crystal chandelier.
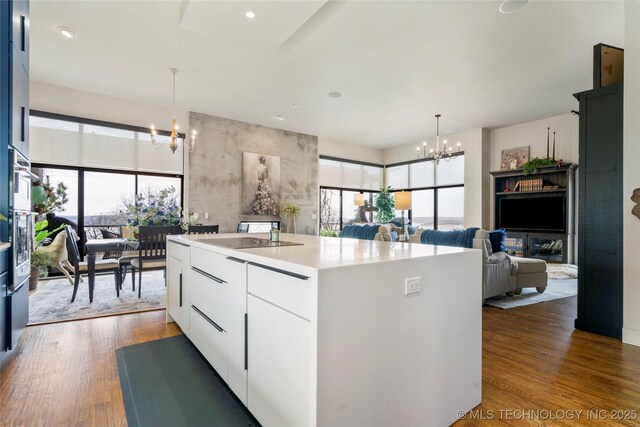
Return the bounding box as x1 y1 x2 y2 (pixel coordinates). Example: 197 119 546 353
416 114 461 164
150 68 196 153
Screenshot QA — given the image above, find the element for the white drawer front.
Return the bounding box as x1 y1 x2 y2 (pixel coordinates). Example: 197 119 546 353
167 239 190 261
248 264 312 320
190 305 229 384
189 266 229 329
191 246 237 283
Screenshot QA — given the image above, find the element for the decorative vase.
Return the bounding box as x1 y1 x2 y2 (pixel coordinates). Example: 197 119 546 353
285 216 296 234
29 267 39 291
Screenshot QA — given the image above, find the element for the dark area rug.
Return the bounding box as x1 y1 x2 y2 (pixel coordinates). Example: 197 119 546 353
116 334 259 427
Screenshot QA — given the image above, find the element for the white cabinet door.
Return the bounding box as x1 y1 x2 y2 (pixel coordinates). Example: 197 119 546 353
166 255 188 334
248 294 313 427
190 305 229 383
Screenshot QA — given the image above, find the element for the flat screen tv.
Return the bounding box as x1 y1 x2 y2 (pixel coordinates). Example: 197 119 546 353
498 196 566 232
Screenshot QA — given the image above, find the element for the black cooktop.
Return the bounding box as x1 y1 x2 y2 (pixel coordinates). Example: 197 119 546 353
193 237 303 250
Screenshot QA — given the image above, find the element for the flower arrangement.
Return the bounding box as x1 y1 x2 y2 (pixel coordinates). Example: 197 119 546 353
281 202 301 218
123 186 187 233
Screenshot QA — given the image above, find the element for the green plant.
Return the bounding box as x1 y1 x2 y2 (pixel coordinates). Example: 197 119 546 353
521 157 555 175
374 186 395 223
31 251 54 276
320 228 337 237
32 175 69 214
34 220 65 246
281 202 301 218
0 213 7 222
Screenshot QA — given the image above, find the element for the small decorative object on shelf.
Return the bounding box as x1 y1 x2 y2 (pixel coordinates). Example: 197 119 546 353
281 202 301 234
520 157 556 175
270 227 280 242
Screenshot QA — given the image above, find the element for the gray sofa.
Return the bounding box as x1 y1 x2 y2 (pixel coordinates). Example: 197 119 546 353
409 228 547 301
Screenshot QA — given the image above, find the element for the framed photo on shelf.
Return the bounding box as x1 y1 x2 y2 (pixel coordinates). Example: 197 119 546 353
500 146 530 171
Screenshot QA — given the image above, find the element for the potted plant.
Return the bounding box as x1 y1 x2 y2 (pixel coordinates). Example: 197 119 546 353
30 251 54 290
29 219 66 290
31 175 69 215
281 202 301 234
374 186 395 223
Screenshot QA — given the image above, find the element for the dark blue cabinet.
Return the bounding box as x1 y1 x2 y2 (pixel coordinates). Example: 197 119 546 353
574 83 624 340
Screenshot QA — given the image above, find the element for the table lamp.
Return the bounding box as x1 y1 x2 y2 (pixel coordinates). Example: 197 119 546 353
354 193 364 206
395 191 412 241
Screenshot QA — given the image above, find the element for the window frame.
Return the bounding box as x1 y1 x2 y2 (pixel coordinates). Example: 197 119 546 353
32 162 184 257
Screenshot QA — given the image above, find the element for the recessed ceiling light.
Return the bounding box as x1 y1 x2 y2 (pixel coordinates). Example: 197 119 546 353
58 26 76 38
245 11 256 19
499 0 530 14
328 91 342 98
292 103 300 108
275 115 286 121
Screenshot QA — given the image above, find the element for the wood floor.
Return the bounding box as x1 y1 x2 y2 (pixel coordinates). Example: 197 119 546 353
2 297 640 426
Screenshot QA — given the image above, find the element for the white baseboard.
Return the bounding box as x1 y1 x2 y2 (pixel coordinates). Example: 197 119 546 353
622 328 640 347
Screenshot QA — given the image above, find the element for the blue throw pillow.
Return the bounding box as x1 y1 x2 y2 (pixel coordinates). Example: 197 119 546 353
488 229 507 253
385 217 410 227
407 225 418 235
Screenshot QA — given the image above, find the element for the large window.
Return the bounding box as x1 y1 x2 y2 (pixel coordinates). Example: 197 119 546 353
319 189 378 234
386 154 465 230
30 111 184 174
32 165 183 255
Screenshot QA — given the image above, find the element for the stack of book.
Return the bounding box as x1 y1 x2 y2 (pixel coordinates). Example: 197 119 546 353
513 178 543 192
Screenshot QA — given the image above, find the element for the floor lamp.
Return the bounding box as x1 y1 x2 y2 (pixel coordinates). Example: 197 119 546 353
395 191 412 241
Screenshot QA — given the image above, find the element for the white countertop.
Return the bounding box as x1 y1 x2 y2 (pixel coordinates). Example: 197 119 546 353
168 233 475 271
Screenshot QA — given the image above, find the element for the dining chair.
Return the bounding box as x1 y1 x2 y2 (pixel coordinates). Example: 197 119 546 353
237 223 249 233
100 229 122 260
128 225 182 298
65 225 121 302
189 225 219 234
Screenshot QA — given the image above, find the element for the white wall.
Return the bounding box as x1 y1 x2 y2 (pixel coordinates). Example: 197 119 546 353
489 113 579 172
30 81 189 131
318 138 384 165
623 0 640 347
382 128 488 228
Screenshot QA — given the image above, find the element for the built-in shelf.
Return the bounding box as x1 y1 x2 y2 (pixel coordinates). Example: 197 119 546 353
496 189 567 196
490 163 578 264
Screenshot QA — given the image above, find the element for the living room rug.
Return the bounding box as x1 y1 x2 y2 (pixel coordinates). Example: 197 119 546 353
547 263 578 280
484 277 577 309
28 270 166 325
116 335 258 427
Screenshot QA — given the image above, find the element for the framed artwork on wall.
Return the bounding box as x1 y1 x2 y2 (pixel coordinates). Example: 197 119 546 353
500 146 530 171
242 152 281 215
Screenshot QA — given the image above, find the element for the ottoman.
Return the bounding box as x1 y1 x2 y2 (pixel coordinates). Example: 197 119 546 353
511 256 548 294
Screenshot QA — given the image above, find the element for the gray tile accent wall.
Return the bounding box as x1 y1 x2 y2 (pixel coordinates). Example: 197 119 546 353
188 112 318 235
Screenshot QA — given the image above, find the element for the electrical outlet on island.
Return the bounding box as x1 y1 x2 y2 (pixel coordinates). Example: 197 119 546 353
405 277 422 295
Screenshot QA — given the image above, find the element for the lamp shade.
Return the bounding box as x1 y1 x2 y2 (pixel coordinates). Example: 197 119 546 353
354 193 365 206
395 191 412 210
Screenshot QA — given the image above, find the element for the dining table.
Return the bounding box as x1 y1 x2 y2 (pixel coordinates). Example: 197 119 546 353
84 238 138 300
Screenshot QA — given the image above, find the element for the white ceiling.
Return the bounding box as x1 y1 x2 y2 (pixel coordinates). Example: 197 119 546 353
30 0 625 149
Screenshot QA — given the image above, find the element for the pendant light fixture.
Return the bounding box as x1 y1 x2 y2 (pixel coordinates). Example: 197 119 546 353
150 68 197 153
416 114 461 164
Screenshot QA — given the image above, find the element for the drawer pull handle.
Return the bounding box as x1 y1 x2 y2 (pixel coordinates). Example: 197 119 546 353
226 256 246 264
244 312 248 370
247 261 310 281
191 266 226 283
192 305 224 332
179 273 183 307
172 241 190 247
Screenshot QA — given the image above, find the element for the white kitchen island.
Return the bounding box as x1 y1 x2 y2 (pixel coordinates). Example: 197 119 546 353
166 233 482 427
